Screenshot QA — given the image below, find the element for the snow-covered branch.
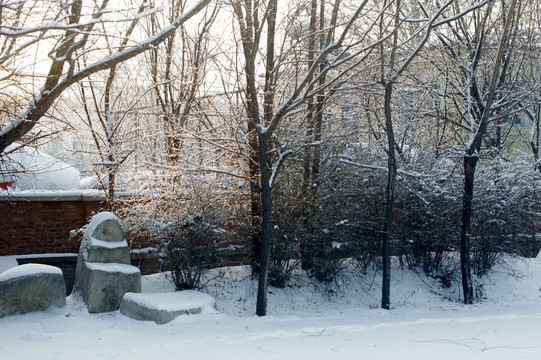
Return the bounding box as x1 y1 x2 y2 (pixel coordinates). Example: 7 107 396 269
0 0 212 154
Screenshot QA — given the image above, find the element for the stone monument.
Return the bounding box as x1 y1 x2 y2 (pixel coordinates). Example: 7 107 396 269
73 212 141 313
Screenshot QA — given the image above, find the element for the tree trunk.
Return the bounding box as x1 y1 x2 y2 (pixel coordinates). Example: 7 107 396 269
382 81 395 310
249 121 263 275
457 0 517 304
107 169 116 211
300 0 319 271
310 0 327 183
256 134 272 316
530 105 540 172
302 0 318 191
460 154 477 304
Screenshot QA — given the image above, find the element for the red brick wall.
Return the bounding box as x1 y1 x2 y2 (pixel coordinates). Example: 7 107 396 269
0 193 248 276
0 194 106 256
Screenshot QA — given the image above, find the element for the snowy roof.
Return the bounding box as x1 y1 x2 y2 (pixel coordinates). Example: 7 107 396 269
0 143 80 191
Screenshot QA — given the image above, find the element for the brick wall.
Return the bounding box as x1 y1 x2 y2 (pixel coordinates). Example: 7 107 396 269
0 192 161 292
0 192 248 285
0 193 107 256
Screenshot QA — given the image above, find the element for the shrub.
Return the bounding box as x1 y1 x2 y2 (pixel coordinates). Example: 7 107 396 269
160 216 222 290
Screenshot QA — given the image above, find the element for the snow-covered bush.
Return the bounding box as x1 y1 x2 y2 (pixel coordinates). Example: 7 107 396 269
269 156 384 284
470 157 541 274
114 135 541 291
117 175 251 290
160 215 221 290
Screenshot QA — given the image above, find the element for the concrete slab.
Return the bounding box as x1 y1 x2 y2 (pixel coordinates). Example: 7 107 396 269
120 291 216 324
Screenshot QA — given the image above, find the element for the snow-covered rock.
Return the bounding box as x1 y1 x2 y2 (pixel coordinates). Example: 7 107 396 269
0 264 66 317
81 212 129 264
120 291 217 324
73 212 141 313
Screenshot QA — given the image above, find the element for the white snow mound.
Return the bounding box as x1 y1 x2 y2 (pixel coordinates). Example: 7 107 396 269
0 263 62 282
0 144 80 191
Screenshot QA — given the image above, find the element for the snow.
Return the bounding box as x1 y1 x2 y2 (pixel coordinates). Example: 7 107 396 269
0 144 80 191
85 262 140 274
0 189 104 199
0 256 19 273
90 238 128 249
0 263 62 282
79 212 123 261
80 175 108 190
123 291 216 313
85 212 119 240
0 255 540 359
131 247 156 255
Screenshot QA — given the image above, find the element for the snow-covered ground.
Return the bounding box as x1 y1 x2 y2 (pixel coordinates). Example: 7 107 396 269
1 254 540 360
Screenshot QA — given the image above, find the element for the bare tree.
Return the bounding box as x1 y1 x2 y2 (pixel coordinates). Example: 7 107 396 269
298 0 343 273
147 0 219 168
0 0 211 154
356 0 482 309
72 3 152 207
232 0 374 316
432 0 521 303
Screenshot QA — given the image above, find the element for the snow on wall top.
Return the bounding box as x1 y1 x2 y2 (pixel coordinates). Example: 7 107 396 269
90 238 128 249
0 263 62 282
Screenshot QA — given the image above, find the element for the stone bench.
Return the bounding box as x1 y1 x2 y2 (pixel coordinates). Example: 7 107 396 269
120 291 216 324
78 262 141 313
0 264 66 317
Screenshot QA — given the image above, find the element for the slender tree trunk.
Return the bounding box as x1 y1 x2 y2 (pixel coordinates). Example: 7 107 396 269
382 81 395 310
249 121 262 275
302 0 318 193
312 93 324 181
460 155 477 304
457 0 517 304
256 133 272 316
530 105 540 172
311 0 327 183
250 0 277 282
231 1 266 279
300 0 318 271
107 166 116 210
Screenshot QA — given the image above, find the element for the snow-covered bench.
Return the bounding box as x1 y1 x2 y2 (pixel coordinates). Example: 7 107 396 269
120 291 216 324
